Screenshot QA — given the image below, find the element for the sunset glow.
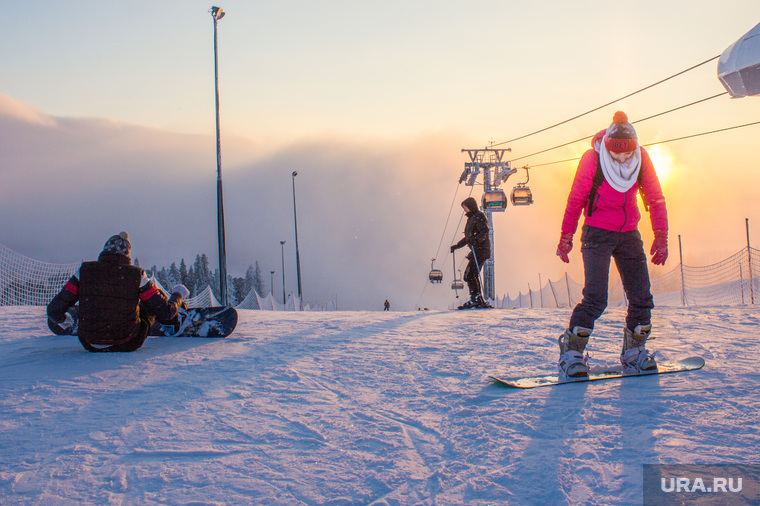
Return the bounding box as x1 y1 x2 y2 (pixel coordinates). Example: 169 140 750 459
2 2 760 309
646 144 675 186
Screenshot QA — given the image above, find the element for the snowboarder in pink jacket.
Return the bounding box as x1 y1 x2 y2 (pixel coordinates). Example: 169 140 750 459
555 111 668 379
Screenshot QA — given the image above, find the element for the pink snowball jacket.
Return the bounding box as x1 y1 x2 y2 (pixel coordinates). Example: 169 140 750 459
561 130 668 236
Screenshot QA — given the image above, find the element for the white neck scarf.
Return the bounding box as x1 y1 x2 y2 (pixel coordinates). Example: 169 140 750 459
597 138 642 192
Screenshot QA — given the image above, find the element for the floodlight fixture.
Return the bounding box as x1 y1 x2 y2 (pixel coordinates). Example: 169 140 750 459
210 6 225 20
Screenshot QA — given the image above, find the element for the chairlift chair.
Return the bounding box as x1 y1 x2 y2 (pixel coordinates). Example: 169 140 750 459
511 185 534 205
510 165 534 206
428 258 443 284
482 190 508 211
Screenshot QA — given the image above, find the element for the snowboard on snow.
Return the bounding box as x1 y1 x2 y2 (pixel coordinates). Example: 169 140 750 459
50 306 237 338
149 306 237 337
490 356 705 389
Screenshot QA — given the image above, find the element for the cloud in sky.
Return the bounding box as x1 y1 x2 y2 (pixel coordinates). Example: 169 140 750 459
1 93 503 310
4 92 760 311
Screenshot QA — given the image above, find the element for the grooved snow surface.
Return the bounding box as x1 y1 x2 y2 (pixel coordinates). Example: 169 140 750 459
1 305 758 505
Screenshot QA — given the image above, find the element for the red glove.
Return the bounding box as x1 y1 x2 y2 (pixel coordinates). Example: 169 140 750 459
556 233 573 263
650 230 668 265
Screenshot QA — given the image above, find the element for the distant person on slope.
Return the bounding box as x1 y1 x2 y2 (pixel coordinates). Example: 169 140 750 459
450 197 492 309
47 232 190 353
555 111 668 379
384 299 390 311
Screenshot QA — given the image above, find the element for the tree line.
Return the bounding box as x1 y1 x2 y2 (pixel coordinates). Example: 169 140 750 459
137 254 267 306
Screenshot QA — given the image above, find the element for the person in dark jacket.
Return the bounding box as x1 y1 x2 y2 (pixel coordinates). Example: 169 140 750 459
47 231 190 353
450 197 492 309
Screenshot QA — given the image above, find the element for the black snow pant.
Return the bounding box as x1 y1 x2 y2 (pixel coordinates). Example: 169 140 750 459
568 225 654 332
464 248 490 300
78 303 159 353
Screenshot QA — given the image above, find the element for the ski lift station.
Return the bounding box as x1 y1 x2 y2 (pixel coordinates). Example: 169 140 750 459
718 21 760 98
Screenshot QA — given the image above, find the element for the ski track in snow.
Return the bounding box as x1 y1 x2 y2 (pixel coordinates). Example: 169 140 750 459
0 305 758 505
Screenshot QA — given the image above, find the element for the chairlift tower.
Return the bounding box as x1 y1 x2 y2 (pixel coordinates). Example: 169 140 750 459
459 147 516 301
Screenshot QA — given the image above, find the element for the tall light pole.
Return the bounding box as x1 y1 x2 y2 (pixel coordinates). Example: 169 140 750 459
210 6 228 305
292 171 303 309
280 240 286 305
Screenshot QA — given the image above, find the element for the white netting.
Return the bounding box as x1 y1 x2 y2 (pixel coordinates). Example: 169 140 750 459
235 288 261 310
5 241 757 310
149 277 222 308
502 247 760 308
186 286 221 308
500 274 584 308
0 243 79 306
609 247 760 307
256 292 275 310
149 275 169 296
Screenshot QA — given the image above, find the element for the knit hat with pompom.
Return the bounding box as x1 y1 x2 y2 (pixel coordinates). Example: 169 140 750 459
102 231 131 258
604 111 638 153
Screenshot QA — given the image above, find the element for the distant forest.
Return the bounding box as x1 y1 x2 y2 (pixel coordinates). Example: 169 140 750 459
135 254 267 306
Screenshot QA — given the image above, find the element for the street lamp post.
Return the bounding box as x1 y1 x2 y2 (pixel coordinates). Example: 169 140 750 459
292 171 303 309
210 6 228 306
280 240 286 305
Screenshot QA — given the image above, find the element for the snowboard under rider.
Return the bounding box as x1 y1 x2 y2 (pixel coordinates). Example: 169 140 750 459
47 231 190 353
451 197 492 309
556 111 668 379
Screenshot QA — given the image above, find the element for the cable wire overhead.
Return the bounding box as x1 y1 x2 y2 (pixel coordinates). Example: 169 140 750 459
491 55 721 148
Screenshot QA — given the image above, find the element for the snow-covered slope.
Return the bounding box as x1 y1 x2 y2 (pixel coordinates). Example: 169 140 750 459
0 305 758 504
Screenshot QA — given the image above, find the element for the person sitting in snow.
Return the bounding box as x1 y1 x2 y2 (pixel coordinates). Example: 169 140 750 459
450 197 492 309
555 111 668 379
47 231 190 353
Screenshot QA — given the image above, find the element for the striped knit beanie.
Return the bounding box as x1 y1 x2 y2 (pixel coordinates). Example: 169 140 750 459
604 111 638 153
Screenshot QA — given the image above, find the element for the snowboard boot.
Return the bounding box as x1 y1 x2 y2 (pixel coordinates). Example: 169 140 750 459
474 294 492 309
459 288 475 309
459 293 490 310
558 326 591 379
458 298 478 310
620 324 657 372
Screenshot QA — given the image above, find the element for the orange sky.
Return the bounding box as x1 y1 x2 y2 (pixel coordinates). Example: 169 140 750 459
2 2 760 309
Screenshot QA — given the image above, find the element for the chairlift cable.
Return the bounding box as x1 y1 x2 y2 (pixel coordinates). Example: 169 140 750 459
630 91 727 124
491 55 720 148
431 182 464 269
418 185 475 309
525 120 760 168
507 92 728 164
641 120 760 147
447 186 475 259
